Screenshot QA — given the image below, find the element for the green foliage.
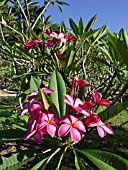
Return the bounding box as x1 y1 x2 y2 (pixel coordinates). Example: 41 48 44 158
98 101 128 122
0 149 42 170
49 70 66 117
75 149 128 170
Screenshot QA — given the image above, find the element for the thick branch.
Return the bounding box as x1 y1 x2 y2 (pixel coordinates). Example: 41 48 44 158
112 80 128 105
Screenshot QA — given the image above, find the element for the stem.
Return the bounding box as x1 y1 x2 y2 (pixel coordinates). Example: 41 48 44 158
0 23 5 42
46 147 61 164
102 69 117 98
82 46 91 80
112 80 128 105
0 21 23 37
57 147 68 170
25 0 30 24
32 0 51 29
16 0 29 27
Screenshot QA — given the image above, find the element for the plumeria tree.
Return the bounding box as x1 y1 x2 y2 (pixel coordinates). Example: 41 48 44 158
0 0 128 169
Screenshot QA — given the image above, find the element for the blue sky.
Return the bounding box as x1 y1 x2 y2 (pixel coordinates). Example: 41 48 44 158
37 0 128 33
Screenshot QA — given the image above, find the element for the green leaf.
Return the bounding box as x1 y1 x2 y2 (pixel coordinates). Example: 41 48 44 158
98 101 128 122
49 70 66 118
41 148 61 170
30 30 41 40
12 72 47 79
75 149 128 170
36 88 59 116
60 21 67 33
0 0 8 6
79 17 84 35
30 76 41 93
56 5 62 12
92 24 106 45
56 1 70 6
118 28 128 47
73 150 81 170
31 157 49 170
0 149 38 170
69 18 80 36
107 30 128 68
84 15 97 32
37 88 50 110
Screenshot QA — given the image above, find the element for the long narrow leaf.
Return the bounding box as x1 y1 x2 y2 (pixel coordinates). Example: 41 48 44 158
49 70 66 118
75 149 128 170
98 101 128 122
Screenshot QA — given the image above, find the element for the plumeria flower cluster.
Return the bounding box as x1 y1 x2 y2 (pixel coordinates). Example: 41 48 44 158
19 78 114 144
24 29 76 58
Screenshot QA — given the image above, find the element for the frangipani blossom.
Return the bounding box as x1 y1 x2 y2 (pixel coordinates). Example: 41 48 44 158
63 94 83 112
72 77 92 89
36 112 59 137
63 94 90 116
24 110 42 144
91 91 111 107
65 34 76 42
24 39 43 50
84 114 114 138
50 32 66 43
58 115 86 143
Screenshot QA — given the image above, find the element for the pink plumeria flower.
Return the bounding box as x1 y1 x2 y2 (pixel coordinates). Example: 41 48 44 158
64 94 90 116
43 29 55 36
84 114 114 138
24 39 43 50
36 112 59 137
82 100 94 110
74 78 92 88
18 99 42 117
24 110 42 144
63 94 83 113
65 34 76 42
58 115 86 143
43 39 56 47
24 42 33 51
50 32 67 44
91 91 112 107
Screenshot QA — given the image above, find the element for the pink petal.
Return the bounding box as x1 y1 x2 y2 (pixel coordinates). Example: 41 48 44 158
58 33 65 39
58 124 71 137
95 91 102 102
102 125 114 135
63 94 74 106
97 126 106 138
74 121 86 132
60 38 66 43
34 131 43 144
18 109 28 117
69 115 78 124
42 87 54 94
50 32 58 38
47 113 55 121
59 115 71 124
74 98 83 107
97 99 112 106
24 130 36 140
47 124 57 137
81 109 91 116
70 128 83 143
88 123 97 128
